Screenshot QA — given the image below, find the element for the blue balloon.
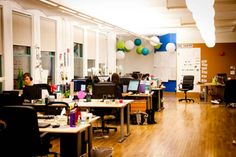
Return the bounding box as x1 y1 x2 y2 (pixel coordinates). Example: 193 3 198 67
134 38 142 46
142 48 149 56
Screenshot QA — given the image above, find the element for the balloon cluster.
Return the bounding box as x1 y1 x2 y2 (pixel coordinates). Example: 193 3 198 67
116 39 135 60
134 38 150 56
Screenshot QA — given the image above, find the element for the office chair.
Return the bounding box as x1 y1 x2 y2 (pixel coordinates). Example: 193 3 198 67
45 101 70 115
224 79 236 107
35 83 53 95
178 75 195 103
0 105 58 157
91 108 118 134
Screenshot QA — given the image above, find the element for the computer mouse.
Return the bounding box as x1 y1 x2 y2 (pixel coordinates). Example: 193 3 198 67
51 123 60 128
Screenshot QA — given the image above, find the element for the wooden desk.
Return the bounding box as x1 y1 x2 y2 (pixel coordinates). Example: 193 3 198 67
151 87 165 111
77 99 133 143
125 93 152 110
199 83 225 102
39 117 99 157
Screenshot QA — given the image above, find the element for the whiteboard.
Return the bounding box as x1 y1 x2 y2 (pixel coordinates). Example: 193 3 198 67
177 48 201 92
153 52 177 82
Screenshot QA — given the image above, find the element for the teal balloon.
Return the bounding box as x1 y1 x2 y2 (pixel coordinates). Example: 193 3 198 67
136 46 143 54
134 38 142 46
142 48 149 56
117 40 125 49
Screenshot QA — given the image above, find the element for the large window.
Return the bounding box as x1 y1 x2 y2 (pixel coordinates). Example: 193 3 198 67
87 59 95 76
13 45 31 89
74 42 83 79
41 51 55 84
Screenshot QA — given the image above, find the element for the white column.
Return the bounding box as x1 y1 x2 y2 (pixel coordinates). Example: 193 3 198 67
2 2 13 90
95 30 99 74
107 32 117 74
83 28 88 77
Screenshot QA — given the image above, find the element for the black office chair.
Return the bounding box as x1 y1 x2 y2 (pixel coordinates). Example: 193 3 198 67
178 75 195 103
45 101 70 115
224 79 236 107
35 83 53 95
0 105 58 157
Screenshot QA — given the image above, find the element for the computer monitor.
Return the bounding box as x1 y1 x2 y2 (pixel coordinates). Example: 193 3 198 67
92 83 116 99
73 78 87 92
217 73 227 84
0 93 23 106
22 85 42 101
127 80 140 93
120 77 132 86
2 90 19 96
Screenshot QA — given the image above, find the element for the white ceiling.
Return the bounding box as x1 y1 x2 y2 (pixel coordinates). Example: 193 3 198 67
15 0 236 40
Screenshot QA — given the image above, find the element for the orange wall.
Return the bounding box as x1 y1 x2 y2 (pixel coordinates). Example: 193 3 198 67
194 43 236 82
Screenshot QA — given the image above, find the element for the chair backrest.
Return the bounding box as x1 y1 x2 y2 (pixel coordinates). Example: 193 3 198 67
45 101 69 115
182 75 194 90
224 79 236 103
35 83 53 95
0 106 41 156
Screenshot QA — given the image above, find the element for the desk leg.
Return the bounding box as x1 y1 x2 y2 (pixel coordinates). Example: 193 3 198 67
158 90 161 111
205 86 208 102
88 124 93 157
119 107 125 143
126 104 131 137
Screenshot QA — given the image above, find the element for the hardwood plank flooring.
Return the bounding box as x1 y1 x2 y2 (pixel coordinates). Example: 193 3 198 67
51 92 236 157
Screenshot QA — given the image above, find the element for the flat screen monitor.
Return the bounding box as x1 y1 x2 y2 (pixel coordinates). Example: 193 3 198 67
128 80 140 93
217 73 227 84
0 93 23 106
22 85 42 101
73 79 87 92
120 77 132 86
2 90 19 96
92 83 116 99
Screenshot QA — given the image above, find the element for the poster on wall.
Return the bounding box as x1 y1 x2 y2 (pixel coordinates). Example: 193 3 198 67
177 48 201 92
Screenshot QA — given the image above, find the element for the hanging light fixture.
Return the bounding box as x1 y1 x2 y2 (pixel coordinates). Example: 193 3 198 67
186 0 215 47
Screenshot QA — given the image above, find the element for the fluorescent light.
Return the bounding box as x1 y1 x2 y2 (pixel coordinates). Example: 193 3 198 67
39 0 58 7
58 6 77 14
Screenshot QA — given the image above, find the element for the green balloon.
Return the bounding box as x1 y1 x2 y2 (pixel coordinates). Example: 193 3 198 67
136 46 143 54
117 40 125 50
124 47 131 52
154 43 162 49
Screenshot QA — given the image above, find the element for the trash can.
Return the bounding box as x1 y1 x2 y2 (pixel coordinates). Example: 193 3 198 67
90 147 113 157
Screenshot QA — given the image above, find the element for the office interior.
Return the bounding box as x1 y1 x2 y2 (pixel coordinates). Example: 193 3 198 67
1 0 236 157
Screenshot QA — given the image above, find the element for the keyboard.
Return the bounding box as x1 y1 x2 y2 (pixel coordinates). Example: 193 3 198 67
37 115 55 119
38 122 51 128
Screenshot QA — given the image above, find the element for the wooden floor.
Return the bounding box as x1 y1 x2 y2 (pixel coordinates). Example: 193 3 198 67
51 92 236 157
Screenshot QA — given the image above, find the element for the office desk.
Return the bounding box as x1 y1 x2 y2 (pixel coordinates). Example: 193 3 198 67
151 87 165 111
77 99 133 143
39 116 99 157
199 83 225 102
124 93 152 110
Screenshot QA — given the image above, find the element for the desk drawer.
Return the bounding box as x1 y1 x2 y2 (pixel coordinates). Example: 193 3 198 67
130 100 146 113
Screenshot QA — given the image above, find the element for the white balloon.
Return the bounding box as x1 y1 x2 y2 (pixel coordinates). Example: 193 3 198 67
116 50 125 60
166 43 176 52
150 36 160 46
125 40 135 50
